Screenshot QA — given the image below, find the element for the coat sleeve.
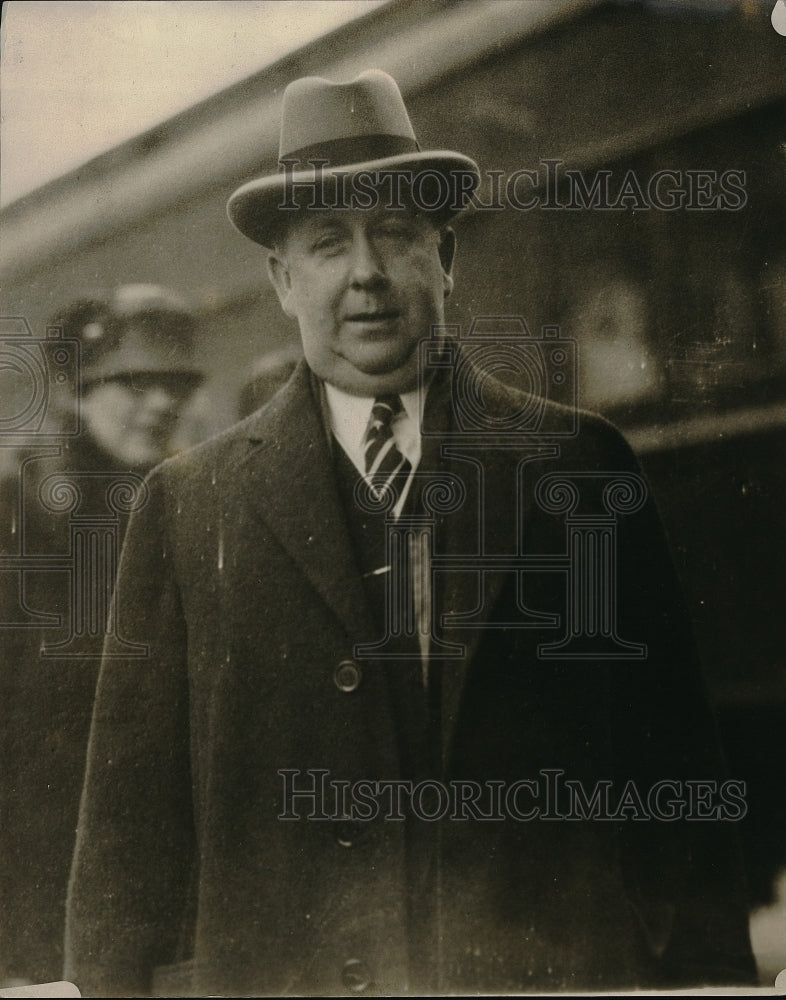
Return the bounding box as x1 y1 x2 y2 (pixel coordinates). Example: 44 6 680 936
582 416 757 986
64 466 195 997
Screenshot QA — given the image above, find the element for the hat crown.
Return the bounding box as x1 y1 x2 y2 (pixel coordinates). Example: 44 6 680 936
279 69 417 163
226 68 480 248
109 283 194 322
50 285 202 385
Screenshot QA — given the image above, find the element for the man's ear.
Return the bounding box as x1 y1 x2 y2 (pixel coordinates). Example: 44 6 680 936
438 227 456 298
266 251 296 318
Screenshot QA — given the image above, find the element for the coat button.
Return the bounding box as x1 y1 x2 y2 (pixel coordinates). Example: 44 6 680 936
336 821 353 848
335 817 365 849
341 958 372 992
334 660 362 693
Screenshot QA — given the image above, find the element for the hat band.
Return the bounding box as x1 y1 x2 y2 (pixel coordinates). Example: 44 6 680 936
279 133 420 172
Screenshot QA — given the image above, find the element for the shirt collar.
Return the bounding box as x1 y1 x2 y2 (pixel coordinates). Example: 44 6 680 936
323 381 423 473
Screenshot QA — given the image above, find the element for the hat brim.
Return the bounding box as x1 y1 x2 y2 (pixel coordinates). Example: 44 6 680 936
227 150 480 248
83 362 205 389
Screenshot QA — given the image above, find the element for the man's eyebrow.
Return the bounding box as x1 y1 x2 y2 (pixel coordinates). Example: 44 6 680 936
303 217 347 234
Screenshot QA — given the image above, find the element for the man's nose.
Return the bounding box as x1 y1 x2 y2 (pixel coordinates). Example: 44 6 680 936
348 232 386 288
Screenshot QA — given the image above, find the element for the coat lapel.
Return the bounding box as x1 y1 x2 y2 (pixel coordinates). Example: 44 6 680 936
423 366 559 765
434 442 514 768
239 361 375 642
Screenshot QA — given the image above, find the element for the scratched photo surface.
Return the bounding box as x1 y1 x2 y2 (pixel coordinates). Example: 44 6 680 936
1 1 785 996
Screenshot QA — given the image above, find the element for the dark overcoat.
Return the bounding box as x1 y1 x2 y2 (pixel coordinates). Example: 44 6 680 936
64 359 755 996
0 438 138 984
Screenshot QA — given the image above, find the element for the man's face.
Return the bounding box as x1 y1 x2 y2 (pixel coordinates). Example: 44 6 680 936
80 374 193 469
267 206 455 396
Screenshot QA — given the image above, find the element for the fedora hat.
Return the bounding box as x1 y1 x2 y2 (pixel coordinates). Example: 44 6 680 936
227 69 480 248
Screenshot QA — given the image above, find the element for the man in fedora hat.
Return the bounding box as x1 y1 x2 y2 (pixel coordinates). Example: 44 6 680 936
0 285 204 987
66 72 754 995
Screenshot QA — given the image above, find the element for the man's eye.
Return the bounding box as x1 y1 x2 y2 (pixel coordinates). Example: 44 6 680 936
377 222 412 239
312 234 345 252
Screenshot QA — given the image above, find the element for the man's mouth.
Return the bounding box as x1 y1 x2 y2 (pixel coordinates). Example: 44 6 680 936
345 309 400 323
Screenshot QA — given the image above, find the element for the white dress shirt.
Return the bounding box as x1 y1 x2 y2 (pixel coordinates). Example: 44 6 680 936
324 383 422 475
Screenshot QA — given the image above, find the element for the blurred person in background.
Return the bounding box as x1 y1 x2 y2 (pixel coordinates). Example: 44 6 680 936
0 284 204 987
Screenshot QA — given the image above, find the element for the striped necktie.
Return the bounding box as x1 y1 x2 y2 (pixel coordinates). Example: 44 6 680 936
362 394 432 679
363 395 413 508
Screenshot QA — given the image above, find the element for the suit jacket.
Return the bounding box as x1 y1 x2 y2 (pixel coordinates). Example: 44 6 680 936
64 358 755 996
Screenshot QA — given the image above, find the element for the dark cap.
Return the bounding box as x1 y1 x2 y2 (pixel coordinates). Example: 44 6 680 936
50 284 205 389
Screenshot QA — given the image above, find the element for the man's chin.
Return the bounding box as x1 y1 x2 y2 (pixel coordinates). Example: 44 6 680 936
325 342 417 388
114 441 167 470
330 357 422 396
348 338 413 369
